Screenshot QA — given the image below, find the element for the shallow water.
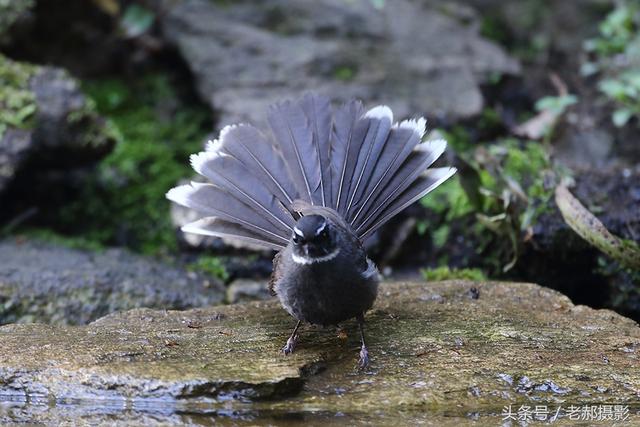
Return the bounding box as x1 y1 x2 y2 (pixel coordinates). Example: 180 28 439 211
0 396 512 426
3 397 639 426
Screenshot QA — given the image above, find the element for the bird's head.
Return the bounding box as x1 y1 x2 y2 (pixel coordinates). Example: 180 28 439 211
291 214 339 264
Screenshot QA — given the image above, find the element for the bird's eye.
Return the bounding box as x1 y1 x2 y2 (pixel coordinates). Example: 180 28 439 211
292 234 302 244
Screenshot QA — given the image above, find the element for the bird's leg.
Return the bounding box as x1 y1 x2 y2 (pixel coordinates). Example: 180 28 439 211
282 320 302 355
357 313 370 368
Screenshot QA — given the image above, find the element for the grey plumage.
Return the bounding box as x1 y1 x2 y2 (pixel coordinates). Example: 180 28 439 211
353 140 448 234
167 182 289 248
345 107 393 223
273 217 377 326
349 125 428 226
267 100 323 206
183 217 287 251
207 124 297 206
300 93 333 206
167 93 456 367
189 150 295 234
167 95 454 246
330 100 366 213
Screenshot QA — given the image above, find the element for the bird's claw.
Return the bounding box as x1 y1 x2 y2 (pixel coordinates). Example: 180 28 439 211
358 344 370 369
282 334 299 355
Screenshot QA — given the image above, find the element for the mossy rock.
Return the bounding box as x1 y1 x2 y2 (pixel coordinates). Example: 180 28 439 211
0 53 117 195
1 280 638 424
0 53 38 138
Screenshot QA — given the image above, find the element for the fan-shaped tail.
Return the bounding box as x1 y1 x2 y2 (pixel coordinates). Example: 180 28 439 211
167 93 455 249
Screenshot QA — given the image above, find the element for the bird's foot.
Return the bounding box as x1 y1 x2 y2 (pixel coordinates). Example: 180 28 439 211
282 334 299 355
358 343 370 369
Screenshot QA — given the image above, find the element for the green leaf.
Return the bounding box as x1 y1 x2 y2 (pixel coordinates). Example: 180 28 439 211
534 95 578 115
598 79 630 101
121 4 154 38
612 108 633 127
580 62 599 76
556 185 640 270
15 103 36 123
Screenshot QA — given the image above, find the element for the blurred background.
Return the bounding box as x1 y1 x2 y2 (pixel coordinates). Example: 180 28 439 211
0 0 638 325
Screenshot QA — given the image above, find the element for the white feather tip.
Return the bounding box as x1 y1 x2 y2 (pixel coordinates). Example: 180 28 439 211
218 124 239 141
399 117 427 138
166 184 193 205
205 139 222 152
364 105 393 122
189 151 219 174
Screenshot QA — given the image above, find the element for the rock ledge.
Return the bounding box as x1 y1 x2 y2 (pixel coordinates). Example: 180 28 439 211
1 280 639 424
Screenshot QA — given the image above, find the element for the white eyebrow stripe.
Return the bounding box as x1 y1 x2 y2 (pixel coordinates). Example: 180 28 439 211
293 227 304 237
314 220 327 236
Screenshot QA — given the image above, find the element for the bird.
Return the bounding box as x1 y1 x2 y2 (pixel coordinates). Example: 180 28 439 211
166 93 456 368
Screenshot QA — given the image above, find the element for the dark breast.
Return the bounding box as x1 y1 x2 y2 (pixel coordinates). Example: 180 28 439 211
273 246 379 326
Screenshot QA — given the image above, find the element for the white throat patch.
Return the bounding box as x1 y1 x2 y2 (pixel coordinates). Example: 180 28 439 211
291 248 340 265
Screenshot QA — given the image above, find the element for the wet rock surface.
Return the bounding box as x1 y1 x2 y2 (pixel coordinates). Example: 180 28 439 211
226 278 272 304
153 0 520 127
0 280 638 425
0 239 225 325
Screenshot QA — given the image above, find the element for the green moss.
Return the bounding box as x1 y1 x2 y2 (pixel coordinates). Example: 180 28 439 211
479 15 509 45
436 126 472 153
421 266 487 281
19 229 105 252
0 53 38 138
420 136 558 273
65 87 122 152
190 256 230 282
500 139 550 185
1 283 102 325
54 74 210 254
481 138 555 220
333 65 356 81
419 173 476 254
421 175 474 221
431 224 450 249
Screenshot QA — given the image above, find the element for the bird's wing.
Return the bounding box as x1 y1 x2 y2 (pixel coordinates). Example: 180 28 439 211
268 250 283 295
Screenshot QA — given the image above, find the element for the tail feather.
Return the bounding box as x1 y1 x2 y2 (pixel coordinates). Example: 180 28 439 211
335 115 371 215
358 167 457 241
330 99 365 211
344 106 393 222
300 93 333 206
168 93 455 248
206 124 297 206
352 138 448 231
348 124 420 226
268 100 323 205
190 151 295 233
167 183 291 244
182 217 287 251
